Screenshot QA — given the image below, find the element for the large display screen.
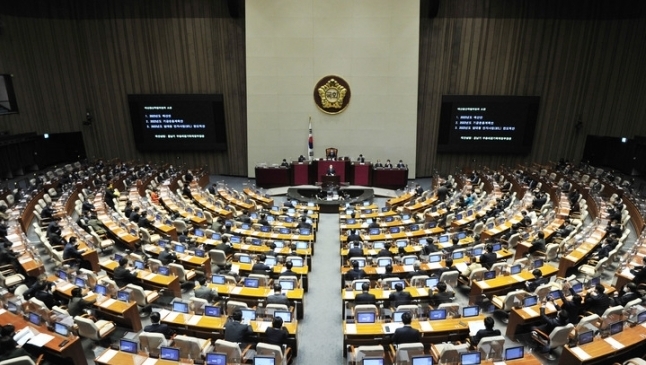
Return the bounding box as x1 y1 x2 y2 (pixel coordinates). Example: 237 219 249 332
436 95 540 154
128 94 227 152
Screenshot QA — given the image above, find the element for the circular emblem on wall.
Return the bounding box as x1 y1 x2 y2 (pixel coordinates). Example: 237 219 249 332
314 75 351 114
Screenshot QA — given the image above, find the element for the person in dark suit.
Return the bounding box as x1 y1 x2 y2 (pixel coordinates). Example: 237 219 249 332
67 287 95 317
422 238 440 255
392 312 421 344
347 242 363 259
327 150 337 160
113 257 139 287
297 216 312 230
551 287 583 325
35 282 61 309
355 283 376 305
518 211 532 228
380 264 398 281
367 219 380 229
345 260 366 281
585 283 611 316
267 283 291 306
470 317 501 346
144 312 174 339
280 159 289 167
533 307 569 336
195 277 220 303
396 160 406 168
40 204 55 219
408 262 426 279
374 160 384 168
224 309 254 343
215 235 233 255
279 261 297 278
138 211 153 229
630 256 646 284
611 282 641 306
528 232 546 256
429 282 454 307
347 229 363 242
526 269 548 292
384 160 393 168
158 245 178 265
264 316 290 347
0 336 34 362
326 164 336 176
479 244 498 270
389 283 412 308
252 254 271 273
377 243 392 257
129 207 141 222
298 155 306 162
436 183 449 202
357 154 365 163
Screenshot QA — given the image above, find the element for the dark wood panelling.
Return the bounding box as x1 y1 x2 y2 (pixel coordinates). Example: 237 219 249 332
416 0 646 177
0 0 247 175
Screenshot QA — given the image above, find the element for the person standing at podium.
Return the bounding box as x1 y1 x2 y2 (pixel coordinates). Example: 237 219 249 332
326 164 336 176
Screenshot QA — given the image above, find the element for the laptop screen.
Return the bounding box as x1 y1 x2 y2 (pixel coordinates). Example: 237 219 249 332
230 236 241 243
346 218 356 224
505 346 524 361
426 277 439 288
492 243 502 251
429 254 442 263
452 251 464 259
571 281 584 294
456 214 463 220
473 248 483 256
523 295 538 307
390 280 406 290
389 227 400 234
296 241 308 249
28 312 41 326
396 240 407 248
194 228 204 237
253 357 276 365
120 339 138 354
392 311 408 323
204 305 221 317
239 255 252 264
426 221 437 228
638 311 646 324
211 233 222 240
205 352 228 365
251 238 262 246
174 244 185 253
548 290 561 300
369 228 381 235
211 275 225 285
357 312 376 323
578 330 594 345
95 284 107 296
241 223 251 230
610 321 624 335
279 228 291 234
403 256 416 265
273 241 284 248
260 226 271 232
411 356 433 365
385 216 394 223
373 242 385 250
58 270 68 280
194 249 205 258
117 291 130 302
438 235 449 243
377 259 391 267
429 309 447 320
362 359 384 365
172 301 189 314
299 228 311 235
484 271 496 280
279 280 295 291
6 301 18 314
264 256 277 267
244 278 260 288
54 322 69 336
160 347 180 361
457 232 467 240
241 309 256 322
354 281 366 291
533 259 543 268
462 306 480 318
588 277 601 288
510 264 521 275
74 277 86 288
289 258 304 267
274 310 292 323
461 352 481 365
134 260 145 270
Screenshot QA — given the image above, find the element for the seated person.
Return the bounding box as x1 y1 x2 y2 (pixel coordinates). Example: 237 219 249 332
396 160 406 168
528 232 546 256
158 245 178 265
265 316 290 348
0 335 33 362
478 244 498 270
194 277 220 303
347 229 363 242
113 257 139 287
532 307 569 335
551 284 583 325
267 284 291 307
377 243 392 257
355 283 376 305
630 256 646 284
525 269 548 292
297 155 306 162
611 282 641 306
280 159 289 167
280 261 297 277
384 160 393 168
429 282 454 307
380 264 398 280
585 283 611 317
469 317 501 346
67 287 95 317
391 312 420 344
252 254 271 273
35 282 61 309
408 262 426 279
389 283 412 308
345 260 366 281
357 154 365 163
144 311 174 339
224 309 254 343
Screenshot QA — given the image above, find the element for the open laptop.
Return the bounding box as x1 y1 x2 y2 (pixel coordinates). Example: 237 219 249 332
462 306 480 318
253 356 276 365
362 359 384 365
205 352 227 365
411 356 433 365
504 346 524 361
273 310 292 323
172 301 189 314
578 330 594 345
429 309 447 320
160 347 181 361
120 338 138 354
460 352 481 365
204 305 221 317
523 295 538 308
356 312 376 324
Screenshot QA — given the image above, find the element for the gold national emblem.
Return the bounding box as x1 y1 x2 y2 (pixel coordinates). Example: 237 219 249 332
314 76 351 114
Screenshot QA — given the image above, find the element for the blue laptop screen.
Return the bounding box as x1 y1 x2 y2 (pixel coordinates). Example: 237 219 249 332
206 352 227 365
429 309 447 320
120 339 138 354
173 301 189 313
505 346 524 361
204 305 221 317
160 347 180 361
357 312 376 323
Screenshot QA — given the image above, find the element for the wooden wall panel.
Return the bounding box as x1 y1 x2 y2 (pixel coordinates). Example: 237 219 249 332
0 0 247 175
416 0 646 177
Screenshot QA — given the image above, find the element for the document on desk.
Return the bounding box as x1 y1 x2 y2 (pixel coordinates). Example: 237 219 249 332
569 346 592 360
427 263 442 270
345 324 357 334
187 315 201 326
141 358 158 365
375 267 386 275
478 281 490 289
522 307 539 317
455 263 468 273
604 337 625 349
13 328 36 346
157 309 170 319
469 321 486 336
416 288 429 296
256 321 271 332
58 282 75 292
231 286 243 294
621 268 635 279
230 264 240 274
144 272 157 280
27 333 54 347
96 349 118 363
402 265 414 272
164 312 180 322
419 321 433 332
101 299 117 308
511 274 525 282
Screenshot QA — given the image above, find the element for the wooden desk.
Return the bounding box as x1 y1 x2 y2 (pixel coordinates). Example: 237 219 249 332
255 166 291 188
340 286 430 318
5 232 46 277
192 192 234 219
208 284 305 319
218 188 256 212
386 191 416 208
159 193 207 226
143 244 212 277
557 226 606 277
100 260 182 298
0 310 88 365
232 262 310 291
231 243 312 268
559 322 646 365
403 196 438 215
229 226 315 243
339 226 444 243
95 212 141 251
95 349 178 365
469 265 559 304
372 167 408 189
243 187 275 208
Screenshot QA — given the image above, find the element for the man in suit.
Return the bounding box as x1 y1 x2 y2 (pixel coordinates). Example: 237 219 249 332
377 242 392 257
327 150 336 160
267 283 291 307
355 283 376 305
252 254 272 273
347 242 363 259
470 317 501 346
380 264 398 280
367 219 380 229
224 309 254 343
528 232 546 256
357 154 365 163
264 316 290 347
35 282 61 309
585 283 611 316
195 277 220 303
389 283 412 308
345 260 366 281
347 229 363 243
297 216 312 230
526 269 548 292
326 164 336 176
298 155 306 162
392 312 421 344
280 159 289 167
114 257 139 287
630 256 646 284
374 160 384 168
67 287 95 317
612 282 641 306
158 245 177 265
384 159 393 168
436 183 449 202
396 160 406 168
144 312 174 339
429 282 454 307
129 206 141 222
0 336 34 362
215 235 233 255
479 244 498 270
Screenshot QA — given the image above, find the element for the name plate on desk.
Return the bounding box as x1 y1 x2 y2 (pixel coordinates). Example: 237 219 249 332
96 349 118 363
569 347 592 360
604 337 625 349
522 307 539 317
416 288 428 296
101 299 116 308
511 275 525 281
144 273 157 280
345 324 357 334
419 321 433 332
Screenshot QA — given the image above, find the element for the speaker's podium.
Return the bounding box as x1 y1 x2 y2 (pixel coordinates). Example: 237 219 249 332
321 175 340 189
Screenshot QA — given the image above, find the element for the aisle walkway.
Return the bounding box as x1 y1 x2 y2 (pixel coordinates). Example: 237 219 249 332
295 212 345 364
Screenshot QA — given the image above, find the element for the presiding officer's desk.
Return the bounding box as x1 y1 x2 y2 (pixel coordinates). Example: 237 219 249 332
505 283 616 341
207 283 305 319
342 315 485 356
0 309 88 365
468 265 559 304
48 274 143 332
559 321 646 365
159 309 300 356
100 259 182 298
